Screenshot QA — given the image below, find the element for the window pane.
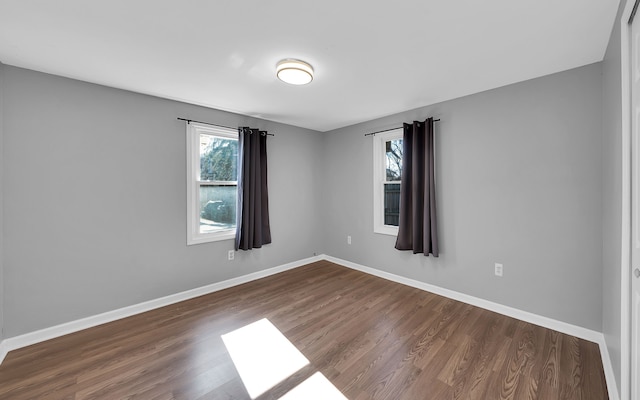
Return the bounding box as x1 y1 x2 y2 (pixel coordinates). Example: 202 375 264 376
200 134 238 181
384 183 400 226
385 139 402 181
199 185 237 233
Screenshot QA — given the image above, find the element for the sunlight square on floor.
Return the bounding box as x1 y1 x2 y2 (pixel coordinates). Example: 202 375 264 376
221 318 310 399
279 372 348 400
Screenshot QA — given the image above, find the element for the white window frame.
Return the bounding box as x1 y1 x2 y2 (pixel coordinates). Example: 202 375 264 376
186 122 238 245
373 128 403 236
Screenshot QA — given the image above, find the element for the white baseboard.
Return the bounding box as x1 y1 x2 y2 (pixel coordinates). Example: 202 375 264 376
323 255 619 400
0 339 8 366
598 337 621 400
0 254 323 365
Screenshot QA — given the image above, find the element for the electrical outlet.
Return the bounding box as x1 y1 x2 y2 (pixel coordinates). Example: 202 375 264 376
347 235 352 245
494 263 503 277
228 250 235 261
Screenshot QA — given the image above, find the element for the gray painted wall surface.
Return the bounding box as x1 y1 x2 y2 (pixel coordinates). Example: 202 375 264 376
2 66 324 337
0 59 614 348
0 61 4 341
602 0 627 394
321 63 604 331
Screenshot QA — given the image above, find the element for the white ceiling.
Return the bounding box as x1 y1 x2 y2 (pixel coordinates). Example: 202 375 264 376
0 0 620 132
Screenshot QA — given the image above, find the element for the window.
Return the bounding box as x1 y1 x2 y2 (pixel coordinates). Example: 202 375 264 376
373 128 403 235
187 122 238 245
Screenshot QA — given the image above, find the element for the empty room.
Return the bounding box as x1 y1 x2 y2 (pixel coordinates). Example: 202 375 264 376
0 0 637 399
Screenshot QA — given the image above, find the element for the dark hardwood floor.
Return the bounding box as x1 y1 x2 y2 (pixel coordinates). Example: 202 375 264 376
0 261 608 399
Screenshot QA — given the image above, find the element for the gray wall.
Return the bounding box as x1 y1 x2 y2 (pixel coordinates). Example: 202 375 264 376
2 66 325 337
0 61 4 341
602 0 627 394
321 63 604 331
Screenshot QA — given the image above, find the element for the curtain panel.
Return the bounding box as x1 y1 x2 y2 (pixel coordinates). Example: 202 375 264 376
235 127 272 251
394 118 439 256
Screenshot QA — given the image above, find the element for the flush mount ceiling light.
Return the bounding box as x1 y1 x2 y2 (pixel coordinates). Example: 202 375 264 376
276 59 314 85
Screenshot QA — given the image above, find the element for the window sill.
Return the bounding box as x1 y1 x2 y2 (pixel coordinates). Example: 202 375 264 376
373 226 399 237
187 230 236 245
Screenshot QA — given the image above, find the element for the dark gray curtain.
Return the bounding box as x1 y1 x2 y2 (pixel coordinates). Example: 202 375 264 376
235 127 271 251
394 118 439 256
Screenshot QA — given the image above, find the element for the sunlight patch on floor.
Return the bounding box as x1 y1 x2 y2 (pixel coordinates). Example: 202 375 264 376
221 318 310 399
279 372 348 400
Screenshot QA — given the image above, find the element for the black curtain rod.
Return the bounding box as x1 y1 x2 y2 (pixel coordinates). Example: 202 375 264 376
177 117 274 136
364 119 440 137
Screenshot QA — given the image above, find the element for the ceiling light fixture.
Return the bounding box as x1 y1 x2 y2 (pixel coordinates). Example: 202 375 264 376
276 59 314 85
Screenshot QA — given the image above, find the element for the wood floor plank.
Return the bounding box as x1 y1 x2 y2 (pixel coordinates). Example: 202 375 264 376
455 312 508 399
0 261 609 399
